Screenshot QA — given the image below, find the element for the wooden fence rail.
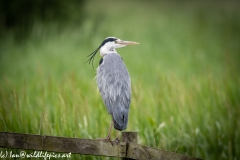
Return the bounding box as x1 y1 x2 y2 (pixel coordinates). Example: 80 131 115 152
0 132 202 160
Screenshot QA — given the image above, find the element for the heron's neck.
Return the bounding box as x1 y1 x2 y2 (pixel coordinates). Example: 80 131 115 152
100 46 117 56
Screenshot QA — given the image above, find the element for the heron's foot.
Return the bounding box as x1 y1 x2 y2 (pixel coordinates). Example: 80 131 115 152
96 135 111 141
96 136 113 145
112 137 120 145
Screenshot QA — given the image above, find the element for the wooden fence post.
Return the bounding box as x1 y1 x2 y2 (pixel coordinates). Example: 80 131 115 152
0 132 202 160
121 132 138 160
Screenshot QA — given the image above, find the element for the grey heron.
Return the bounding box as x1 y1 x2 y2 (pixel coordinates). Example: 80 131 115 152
87 37 139 142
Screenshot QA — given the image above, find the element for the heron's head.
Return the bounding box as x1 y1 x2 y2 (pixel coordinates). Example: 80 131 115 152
87 37 139 67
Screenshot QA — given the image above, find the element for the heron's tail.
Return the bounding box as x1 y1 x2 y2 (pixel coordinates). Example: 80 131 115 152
112 106 129 131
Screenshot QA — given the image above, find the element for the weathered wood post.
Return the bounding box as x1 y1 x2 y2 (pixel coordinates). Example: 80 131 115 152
121 132 138 160
0 132 203 159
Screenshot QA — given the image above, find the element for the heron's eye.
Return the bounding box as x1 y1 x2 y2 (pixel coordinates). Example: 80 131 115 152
114 40 117 43
99 58 103 66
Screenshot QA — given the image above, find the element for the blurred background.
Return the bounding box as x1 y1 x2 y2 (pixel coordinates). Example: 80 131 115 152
0 0 240 159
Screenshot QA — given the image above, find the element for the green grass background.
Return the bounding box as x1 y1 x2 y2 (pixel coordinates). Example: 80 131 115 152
0 0 240 159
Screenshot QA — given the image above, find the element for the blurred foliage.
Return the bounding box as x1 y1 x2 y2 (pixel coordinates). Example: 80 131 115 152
0 0 86 38
0 0 240 159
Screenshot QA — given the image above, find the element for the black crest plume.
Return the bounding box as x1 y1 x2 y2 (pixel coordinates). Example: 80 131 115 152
86 37 117 68
86 45 101 68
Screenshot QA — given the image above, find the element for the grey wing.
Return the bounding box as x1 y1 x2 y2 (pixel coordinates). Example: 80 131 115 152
97 54 131 130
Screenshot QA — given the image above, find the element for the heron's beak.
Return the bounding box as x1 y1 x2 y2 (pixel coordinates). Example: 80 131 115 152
116 40 140 45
